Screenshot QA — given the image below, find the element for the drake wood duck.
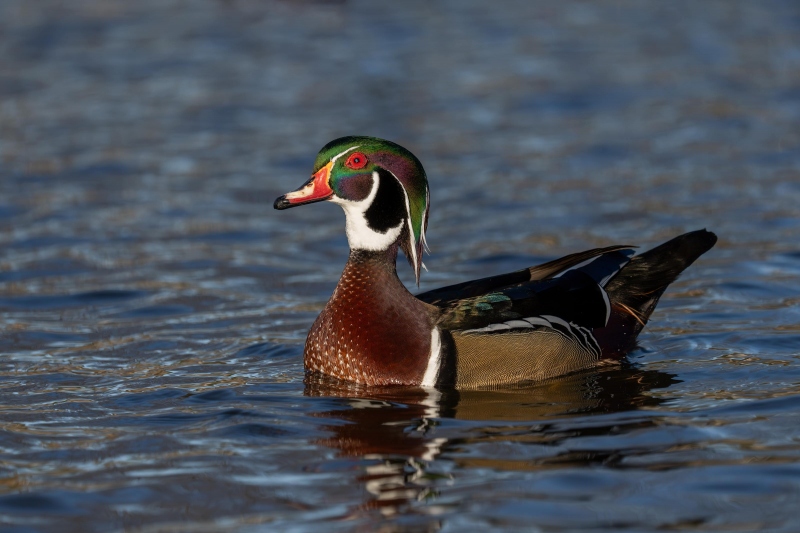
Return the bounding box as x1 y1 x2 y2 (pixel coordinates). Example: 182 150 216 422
275 136 717 389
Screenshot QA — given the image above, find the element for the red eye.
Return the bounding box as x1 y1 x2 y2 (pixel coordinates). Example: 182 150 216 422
345 152 368 169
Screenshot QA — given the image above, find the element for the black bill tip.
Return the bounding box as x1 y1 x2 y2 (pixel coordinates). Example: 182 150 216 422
274 195 292 210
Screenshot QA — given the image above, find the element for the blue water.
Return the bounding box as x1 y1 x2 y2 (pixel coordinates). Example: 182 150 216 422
1 1 800 531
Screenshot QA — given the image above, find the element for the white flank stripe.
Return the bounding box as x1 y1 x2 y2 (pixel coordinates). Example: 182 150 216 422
523 316 553 328
540 314 572 331
462 322 514 334
420 328 442 388
503 319 533 328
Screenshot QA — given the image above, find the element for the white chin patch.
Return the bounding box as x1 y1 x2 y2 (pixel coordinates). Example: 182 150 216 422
331 171 404 251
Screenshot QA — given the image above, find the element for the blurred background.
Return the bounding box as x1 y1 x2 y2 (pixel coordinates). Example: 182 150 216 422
1 1 800 531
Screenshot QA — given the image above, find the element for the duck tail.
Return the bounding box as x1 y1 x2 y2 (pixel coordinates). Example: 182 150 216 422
594 229 717 356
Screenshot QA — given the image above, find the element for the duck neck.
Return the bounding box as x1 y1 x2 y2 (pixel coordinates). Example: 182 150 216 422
335 241 420 309
346 242 401 279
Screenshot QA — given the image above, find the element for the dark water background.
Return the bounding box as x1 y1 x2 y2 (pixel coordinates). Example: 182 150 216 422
2 1 800 531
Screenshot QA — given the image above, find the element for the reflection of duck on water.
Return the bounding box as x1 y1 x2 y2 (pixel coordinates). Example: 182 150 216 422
305 365 678 518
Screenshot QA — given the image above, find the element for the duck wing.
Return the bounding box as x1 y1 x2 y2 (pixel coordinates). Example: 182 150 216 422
423 247 634 331
416 244 634 307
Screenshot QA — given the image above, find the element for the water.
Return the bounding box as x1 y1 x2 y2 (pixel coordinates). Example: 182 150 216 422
1 1 800 531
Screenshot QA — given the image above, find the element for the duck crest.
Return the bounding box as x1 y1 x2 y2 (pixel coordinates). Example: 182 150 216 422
304 247 437 386
275 136 717 389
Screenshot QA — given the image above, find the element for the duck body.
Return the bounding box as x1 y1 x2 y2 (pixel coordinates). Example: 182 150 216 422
275 136 717 389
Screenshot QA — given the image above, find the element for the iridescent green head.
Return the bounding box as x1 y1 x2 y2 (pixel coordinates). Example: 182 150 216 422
275 136 430 284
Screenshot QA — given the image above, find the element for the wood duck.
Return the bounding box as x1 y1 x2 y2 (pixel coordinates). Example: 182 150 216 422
274 136 717 389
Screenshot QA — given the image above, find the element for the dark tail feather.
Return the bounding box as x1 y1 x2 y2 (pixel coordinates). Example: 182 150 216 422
594 229 717 356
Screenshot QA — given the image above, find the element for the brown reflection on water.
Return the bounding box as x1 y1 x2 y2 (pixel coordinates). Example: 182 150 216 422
305 365 677 518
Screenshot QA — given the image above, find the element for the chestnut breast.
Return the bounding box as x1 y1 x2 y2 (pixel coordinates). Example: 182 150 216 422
304 255 434 385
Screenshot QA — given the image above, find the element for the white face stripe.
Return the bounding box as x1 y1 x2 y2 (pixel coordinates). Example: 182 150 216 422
384 167 419 280
420 328 441 388
330 145 361 166
331 171 404 251
422 186 430 253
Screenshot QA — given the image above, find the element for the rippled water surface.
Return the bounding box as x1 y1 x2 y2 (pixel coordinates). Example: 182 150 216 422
2 1 800 531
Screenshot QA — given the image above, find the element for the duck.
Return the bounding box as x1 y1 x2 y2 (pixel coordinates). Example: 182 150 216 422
274 136 717 389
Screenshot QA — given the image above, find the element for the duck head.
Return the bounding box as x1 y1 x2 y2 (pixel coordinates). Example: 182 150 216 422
275 136 430 283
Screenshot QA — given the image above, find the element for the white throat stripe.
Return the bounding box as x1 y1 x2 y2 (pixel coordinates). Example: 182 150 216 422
331 171 404 251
